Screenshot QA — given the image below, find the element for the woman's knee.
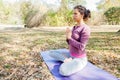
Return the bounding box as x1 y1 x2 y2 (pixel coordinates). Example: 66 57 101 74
59 62 74 76
59 64 71 76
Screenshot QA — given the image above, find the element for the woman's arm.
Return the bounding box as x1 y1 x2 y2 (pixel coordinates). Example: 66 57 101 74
68 27 90 51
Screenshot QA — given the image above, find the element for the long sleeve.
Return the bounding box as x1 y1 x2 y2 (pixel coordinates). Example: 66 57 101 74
68 27 90 51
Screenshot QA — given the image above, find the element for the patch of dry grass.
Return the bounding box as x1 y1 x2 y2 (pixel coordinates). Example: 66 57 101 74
0 29 120 80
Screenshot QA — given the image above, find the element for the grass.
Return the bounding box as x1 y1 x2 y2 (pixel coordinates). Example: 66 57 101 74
0 29 120 80
87 32 120 53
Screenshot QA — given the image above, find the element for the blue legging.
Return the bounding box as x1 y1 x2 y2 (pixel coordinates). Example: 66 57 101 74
49 50 88 76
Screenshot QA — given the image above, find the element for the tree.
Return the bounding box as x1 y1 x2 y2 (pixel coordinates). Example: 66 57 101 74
97 0 120 11
0 0 20 24
60 0 86 11
104 7 120 25
20 0 49 28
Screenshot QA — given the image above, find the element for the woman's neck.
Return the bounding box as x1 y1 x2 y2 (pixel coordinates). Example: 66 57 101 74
76 19 85 26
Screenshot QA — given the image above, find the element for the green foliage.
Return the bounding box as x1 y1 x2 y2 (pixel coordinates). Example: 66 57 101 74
4 64 11 69
104 7 120 25
97 0 120 11
39 0 86 27
20 1 37 24
0 0 86 26
0 2 16 24
42 9 74 26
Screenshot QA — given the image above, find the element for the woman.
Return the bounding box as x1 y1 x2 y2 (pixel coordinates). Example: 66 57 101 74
49 5 91 76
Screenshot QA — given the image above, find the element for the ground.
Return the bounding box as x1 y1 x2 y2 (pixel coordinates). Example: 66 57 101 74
0 26 120 80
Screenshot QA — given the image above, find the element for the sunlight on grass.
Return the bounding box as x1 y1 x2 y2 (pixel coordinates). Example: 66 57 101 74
0 30 120 79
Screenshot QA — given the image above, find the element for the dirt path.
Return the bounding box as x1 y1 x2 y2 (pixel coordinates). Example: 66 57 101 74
0 25 120 32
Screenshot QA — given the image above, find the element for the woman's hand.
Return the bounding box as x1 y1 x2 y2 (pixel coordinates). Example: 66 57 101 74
64 58 72 63
66 27 72 39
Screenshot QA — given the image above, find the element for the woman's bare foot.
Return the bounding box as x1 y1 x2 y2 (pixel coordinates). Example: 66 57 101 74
63 58 72 63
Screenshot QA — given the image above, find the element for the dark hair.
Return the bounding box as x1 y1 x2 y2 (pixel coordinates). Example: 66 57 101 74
74 5 91 20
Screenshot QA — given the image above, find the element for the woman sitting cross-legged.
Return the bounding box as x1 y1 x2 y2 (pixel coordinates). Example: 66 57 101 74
49 5 91 76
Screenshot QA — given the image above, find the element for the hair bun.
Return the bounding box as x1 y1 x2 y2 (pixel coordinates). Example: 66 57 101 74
87 9 90 13
86 9 91 18
84 9 91 20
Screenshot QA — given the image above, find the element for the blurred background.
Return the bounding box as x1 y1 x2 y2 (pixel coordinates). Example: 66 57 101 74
0 0 120 28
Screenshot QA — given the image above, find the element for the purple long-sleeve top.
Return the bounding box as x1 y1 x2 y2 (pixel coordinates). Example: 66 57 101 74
66 24 91 58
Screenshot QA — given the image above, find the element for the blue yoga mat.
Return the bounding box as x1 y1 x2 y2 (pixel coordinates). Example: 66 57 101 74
40 49 118 80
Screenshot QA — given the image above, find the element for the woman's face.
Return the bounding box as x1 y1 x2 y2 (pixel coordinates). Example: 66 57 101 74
73 9 83 22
